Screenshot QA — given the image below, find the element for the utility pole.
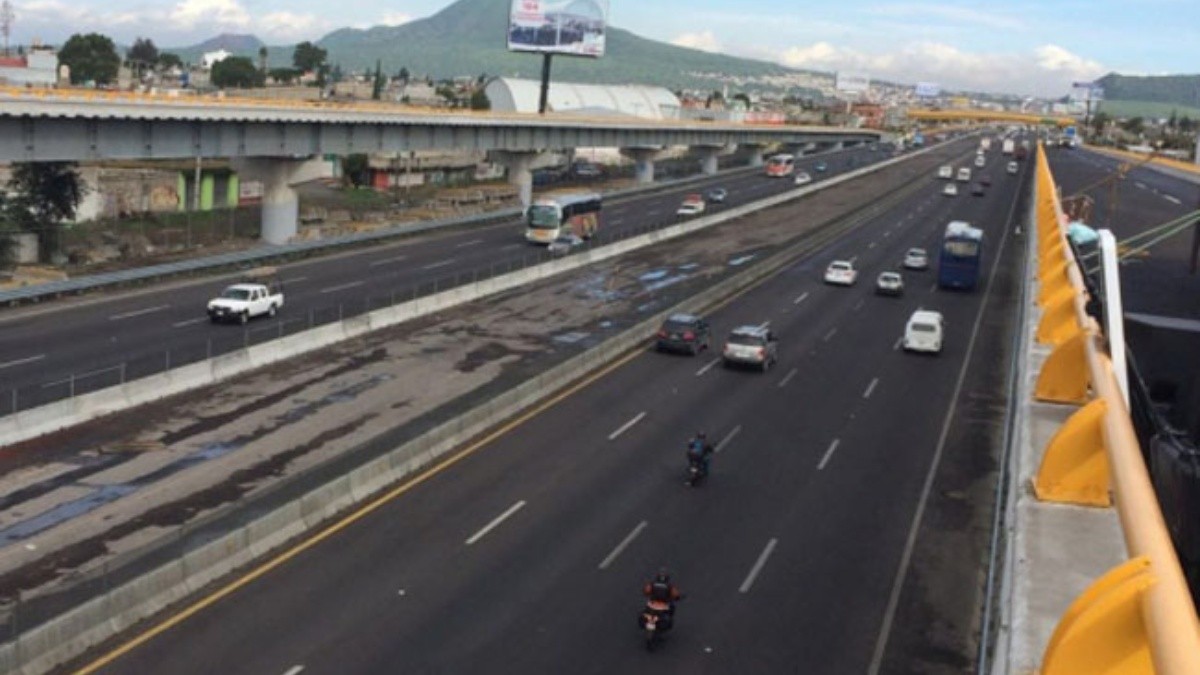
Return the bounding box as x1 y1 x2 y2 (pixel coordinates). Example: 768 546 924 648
0 1 14 58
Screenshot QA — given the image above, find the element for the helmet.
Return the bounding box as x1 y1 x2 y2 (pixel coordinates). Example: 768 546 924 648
695 431 707 440
655 568 671 584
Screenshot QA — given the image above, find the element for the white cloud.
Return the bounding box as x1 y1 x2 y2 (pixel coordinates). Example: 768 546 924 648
168 0 251 31
866 4 1026 31
766 39 1107 97
378 12 414 27
259 11 333 43
671 30 722 53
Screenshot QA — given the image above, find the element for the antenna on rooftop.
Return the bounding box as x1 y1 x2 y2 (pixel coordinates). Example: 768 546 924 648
0 1 14 58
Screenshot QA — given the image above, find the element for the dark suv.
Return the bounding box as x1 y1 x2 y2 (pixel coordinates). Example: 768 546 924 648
655 314 711 355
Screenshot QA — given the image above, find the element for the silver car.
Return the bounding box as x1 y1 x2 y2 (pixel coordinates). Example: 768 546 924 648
548 233 585 256
903 248 929 270
722 325 778 372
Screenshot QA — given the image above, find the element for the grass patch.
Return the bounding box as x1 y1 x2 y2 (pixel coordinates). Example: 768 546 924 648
1098 99 1200 120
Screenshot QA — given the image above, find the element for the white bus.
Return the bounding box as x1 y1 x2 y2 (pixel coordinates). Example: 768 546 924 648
524 192 602 244
765 154 796 177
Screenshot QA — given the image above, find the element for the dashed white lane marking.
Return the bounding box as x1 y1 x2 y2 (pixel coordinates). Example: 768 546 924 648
610 218 625 225
465 500 526 546
109 305 170 321
320 281 364 294
739 538 779 593
894 337 903 351
930 282 939 292
849 256 859 264
0 354 45 370
608 412 647 440
863 377 880 399
755 320 772 331
778 368 799 388
1135 182 1147 190
696 357 722 377
818 439 841 470
793 292 810 305
456 239 485 248
823 327 838 342
282 667 304 675
172 317 207 328
422 259 457 271
868 241 877 249
1164 194 1182 205
598 521 648 569
853 299 865 311
500 243 523 250
43 364 122 389
716 425 742 453
369 255 408 267
287 276 308 283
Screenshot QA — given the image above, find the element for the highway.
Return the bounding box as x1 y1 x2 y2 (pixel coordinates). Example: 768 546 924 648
1045 146 1200 320
0 146 886 413
83 141 1025 674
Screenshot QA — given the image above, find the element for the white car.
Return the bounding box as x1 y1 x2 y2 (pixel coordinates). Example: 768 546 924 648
943 183 958 196
974 155 986 168
903 310 945 354
1006 161 1019 175
875 271 904 296
903 247 929 270
677 195 706 217
824 260 858 286
937 165 953 179
794 171 813 186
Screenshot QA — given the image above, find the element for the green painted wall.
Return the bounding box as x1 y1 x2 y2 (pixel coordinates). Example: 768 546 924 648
227 174 240 207
200 174 215 211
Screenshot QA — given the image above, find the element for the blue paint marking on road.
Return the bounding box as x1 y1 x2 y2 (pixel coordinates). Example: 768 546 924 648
678 263 700 271
572 273 626 302
0 484 138 546
729 255 757 266
641 275 688 293
639 269 670 282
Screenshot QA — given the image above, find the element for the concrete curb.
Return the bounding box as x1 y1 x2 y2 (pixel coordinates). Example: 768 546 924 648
0 143 934 448
0 142 941 675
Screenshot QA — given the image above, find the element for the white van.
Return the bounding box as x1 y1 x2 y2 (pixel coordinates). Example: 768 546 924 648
903 310 944 354
937 165 953 179
956 167 972 183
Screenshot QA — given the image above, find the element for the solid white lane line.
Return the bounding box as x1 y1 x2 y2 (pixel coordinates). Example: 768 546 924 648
282 667 304 675
320 281 364 294
0 354 45 370
823 327 838 342
172 317 207 328
1164 194 1182 205
793 292 810 305
109 305 170 321
456 239 485 248
696 358 722 377
863 377 880 399
739 538 779 593
369 255 407 267
778 368 798 388
423 259 457 271
598 521 648 569
465 500 526 546
716 425 742 453
818 439 840 470
608 412 647 440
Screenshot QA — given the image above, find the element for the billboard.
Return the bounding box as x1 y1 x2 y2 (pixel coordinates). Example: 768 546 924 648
915 81 941 98
1070 81 1104 103
508 0 609 58
835 72 870 94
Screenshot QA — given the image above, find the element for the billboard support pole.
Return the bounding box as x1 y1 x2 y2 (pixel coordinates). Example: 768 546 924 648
538 53 553 115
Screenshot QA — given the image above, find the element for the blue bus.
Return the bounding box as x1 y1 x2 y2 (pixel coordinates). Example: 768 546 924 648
938 221 984 290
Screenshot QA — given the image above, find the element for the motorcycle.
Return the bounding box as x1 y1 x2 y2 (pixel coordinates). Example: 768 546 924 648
686 455 709 487
639 600 674 651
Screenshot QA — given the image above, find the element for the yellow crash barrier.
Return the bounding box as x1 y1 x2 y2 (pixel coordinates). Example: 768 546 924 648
1033 398 1111 506
1042 557 1155 674
1035 331 1091 404
1037 261 1072 308
1036 291 1083 347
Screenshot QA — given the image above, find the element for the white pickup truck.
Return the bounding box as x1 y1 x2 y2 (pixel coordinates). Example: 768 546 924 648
206 267 284 324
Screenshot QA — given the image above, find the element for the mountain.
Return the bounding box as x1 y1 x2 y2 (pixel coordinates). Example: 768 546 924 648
1096 73 1200 111
167 0 809 90
314 0 798 87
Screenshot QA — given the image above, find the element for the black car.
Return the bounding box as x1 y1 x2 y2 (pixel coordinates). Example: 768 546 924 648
656 313 711 355
814 161 829 173
704 187 728 204
971 182 986 196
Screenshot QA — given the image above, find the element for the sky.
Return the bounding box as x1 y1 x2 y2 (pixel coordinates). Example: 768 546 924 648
4 0 1198 97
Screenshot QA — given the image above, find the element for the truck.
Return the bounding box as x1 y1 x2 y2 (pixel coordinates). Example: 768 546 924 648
206 267 285 324
1002 138 1015 155
980 138 992 152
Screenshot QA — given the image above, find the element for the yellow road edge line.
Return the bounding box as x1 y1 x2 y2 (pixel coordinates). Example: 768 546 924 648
73 345 646 674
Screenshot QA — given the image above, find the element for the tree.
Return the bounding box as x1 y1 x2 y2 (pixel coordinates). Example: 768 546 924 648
469 89 490 110
128 37 158 67
341 154 370 188
211 56 263 89
292 41 327 73
1120 116 1145 136
268 67 301 84
59 33 121 85
1090 111 1111 136
258 46 268 74
732 93 751 110
4 162 86 262
157 52 183 72
397 67 410 82
372 59 384 100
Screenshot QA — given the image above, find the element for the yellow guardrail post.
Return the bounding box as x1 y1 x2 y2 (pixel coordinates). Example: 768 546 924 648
1031 142 1200 674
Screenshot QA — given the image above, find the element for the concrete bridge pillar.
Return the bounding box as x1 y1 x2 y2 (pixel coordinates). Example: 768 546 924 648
740 143 767 168
620 147 666 184
492 150 542 210
693 145 723 176
233 158 306 245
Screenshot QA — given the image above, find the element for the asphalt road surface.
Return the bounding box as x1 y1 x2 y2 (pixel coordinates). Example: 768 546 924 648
83 141 1024 675
0 147 885 412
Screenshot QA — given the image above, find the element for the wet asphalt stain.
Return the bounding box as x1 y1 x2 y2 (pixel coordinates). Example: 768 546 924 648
0 413 376 598
455 342 524 374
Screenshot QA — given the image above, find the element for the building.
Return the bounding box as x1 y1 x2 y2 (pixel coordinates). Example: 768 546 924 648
0 48 60 87
485 77 680 120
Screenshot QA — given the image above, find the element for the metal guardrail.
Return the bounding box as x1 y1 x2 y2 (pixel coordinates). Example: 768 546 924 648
1029 141 1200 674
0 159 775 306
